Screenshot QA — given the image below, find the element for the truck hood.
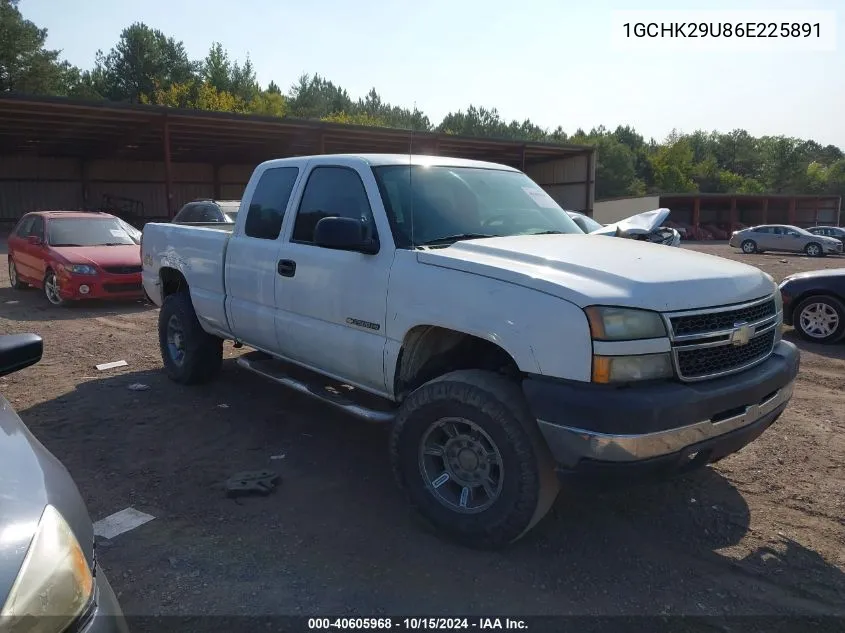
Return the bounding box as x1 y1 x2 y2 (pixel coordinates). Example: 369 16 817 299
590 208 671 237
0 394 94 600
417 234 775 311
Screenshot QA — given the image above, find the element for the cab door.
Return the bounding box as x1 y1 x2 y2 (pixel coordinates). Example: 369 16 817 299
224 165 303 352
273 160 395 395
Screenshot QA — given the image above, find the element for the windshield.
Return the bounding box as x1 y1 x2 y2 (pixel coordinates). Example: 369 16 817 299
787 225 814 236
219 202 240 222
47 217 137 247
372 165 584 248
568 212 604 233
117 218 142 244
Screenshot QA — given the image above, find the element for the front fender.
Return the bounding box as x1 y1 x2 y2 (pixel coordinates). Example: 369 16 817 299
385 254 593 388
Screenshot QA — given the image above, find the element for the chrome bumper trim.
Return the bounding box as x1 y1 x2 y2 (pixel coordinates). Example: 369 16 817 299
537 381 793 463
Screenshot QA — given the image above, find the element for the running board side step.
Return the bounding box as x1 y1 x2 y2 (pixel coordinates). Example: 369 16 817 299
236 354 396 424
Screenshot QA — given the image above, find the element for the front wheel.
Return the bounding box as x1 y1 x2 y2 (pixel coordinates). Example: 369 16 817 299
794 295 845 344
804 242 823 257
390 370 559 549
43 269 65 306
158 291 223 384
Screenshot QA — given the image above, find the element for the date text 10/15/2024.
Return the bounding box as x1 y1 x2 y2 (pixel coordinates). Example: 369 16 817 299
308 618 528 630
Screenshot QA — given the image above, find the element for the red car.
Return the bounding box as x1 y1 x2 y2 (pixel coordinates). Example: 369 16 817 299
7 211 144 306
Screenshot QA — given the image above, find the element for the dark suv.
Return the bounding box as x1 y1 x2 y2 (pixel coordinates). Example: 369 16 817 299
172 199 240 225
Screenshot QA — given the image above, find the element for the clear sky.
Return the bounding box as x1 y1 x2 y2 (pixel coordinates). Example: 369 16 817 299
20 0 845 147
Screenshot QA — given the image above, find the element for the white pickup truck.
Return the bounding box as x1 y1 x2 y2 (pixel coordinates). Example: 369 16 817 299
141 154 800 549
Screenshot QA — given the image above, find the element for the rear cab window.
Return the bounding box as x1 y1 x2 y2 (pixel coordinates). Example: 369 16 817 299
243 167 300 240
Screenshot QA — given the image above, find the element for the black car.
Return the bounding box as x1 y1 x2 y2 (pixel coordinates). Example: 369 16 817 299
806 225 845 248
172 199 240 225
779 268 845 344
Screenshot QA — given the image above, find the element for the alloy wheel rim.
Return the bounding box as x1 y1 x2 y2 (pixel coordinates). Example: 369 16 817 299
166 314 186 366
9 261 17 285
44 273 62 305
807 244 820 256
418 417 504 514
799 302 839 338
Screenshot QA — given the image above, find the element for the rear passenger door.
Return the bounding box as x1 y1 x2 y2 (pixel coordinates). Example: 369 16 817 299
274 163 393 395
224 165 302 352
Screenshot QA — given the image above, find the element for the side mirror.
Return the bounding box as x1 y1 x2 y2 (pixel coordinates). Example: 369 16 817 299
313 217 378 254
0 334 43 379
27 235 43 246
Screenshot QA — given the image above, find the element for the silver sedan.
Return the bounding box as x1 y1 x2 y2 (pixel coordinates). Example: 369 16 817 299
729 224 843 257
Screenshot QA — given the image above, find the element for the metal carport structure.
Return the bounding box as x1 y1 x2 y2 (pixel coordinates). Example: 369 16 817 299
0 94 596 224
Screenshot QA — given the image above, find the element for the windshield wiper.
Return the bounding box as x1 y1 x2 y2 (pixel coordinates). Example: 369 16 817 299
416 233 496 247
526 230 566 235
102 242 130 246
50 243 83 247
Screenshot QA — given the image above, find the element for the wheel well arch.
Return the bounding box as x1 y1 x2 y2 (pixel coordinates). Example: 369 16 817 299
393 325 522 401
160 267 189 298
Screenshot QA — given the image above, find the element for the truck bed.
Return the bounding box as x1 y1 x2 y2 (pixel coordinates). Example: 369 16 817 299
141 222 232 336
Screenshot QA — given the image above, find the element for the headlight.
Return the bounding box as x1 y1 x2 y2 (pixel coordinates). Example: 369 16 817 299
585 306 667 341
64 264 97 275
773 288 783 315
592 353 674 383
1 505 94 632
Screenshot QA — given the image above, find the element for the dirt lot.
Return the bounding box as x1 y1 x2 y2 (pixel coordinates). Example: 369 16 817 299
1 242 843 620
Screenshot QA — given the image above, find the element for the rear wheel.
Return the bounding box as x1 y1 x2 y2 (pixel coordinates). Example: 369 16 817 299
158 291 223 384
804 242 823 257
43 269 65 306
741 240 757 254
390 369 559 550
794 295 845 344
8 259 27 289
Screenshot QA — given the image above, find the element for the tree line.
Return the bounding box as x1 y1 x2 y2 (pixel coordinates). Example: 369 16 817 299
2 0 843 199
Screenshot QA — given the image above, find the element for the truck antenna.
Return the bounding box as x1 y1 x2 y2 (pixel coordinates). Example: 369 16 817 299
409 102 415 249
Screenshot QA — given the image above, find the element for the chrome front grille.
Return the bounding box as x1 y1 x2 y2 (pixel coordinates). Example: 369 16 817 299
665 295 780 382
670 299 776 337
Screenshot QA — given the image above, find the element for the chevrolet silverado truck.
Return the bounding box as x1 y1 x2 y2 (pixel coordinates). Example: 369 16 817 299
141 154 800 549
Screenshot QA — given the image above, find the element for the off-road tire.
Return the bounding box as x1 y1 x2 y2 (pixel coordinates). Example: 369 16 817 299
792 294 845 344
741 240 757 254
8 259 27 289
158 291 223 384
389 369 559 550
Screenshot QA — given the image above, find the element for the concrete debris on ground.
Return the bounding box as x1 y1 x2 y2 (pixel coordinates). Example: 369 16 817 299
224 470 279 498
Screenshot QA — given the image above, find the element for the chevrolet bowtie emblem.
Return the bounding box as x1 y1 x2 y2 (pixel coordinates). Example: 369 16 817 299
730 322 754 346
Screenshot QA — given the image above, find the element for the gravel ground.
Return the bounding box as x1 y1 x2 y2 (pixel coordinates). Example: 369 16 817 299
1 241 843 621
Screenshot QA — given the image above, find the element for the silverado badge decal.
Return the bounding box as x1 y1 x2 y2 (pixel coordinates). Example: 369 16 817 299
346 318 380 331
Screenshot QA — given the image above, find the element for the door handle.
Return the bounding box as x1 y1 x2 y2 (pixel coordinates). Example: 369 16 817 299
277 259 296 277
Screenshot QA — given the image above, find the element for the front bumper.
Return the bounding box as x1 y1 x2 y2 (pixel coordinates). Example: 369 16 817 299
57 273 144 301
823 242 843 254
523 340 800 479
76 565 130 633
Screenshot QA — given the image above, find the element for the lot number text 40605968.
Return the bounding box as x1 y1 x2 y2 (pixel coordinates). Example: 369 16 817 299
307 618 528 630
